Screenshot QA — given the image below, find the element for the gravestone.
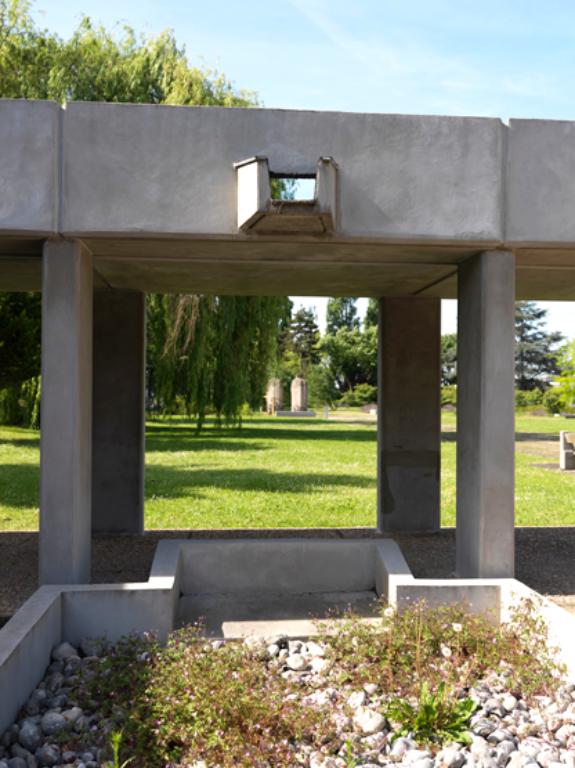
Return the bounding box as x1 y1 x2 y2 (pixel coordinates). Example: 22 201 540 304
265 378 283 414
291 377 308 412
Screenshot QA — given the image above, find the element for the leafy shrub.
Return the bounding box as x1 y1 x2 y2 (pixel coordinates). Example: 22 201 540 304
83 627 325 768
543 387 565 414
515 389 544 409
322 599 562 700
338 383 377 407
441 385 457 407
386 681 476 745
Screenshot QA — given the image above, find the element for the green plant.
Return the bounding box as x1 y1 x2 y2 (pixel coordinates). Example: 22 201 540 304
105 731 134 768
441 385 457 407
343 738 360 767
543 387 565 414
386 681 476 746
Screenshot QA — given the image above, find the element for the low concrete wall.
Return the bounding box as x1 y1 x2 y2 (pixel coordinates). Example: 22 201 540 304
0 539 182 733
1 536 575 735
179 539 380 594
0 587 62 732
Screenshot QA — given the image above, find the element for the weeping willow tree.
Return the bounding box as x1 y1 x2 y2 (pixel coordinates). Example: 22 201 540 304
1 1 291 426
148 295 291 427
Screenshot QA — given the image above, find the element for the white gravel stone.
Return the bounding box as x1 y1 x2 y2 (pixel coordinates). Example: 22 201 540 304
353 706 386 735
306 641 326 658
347 690 367 709
437 747 466 768
286 653 308 671
39 713 66 737
50 643 77 662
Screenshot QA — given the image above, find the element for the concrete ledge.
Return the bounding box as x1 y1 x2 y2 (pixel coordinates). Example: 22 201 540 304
0 587 62 732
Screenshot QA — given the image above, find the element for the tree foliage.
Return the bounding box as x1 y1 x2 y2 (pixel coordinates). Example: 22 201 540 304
515 302 563 391
364 298 379 329
0 1 290 426
321 326 377 394
325 297 360 335
441 333 457 386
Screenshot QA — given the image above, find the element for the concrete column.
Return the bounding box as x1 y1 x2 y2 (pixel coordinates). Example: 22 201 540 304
40 240 93 584
377 297 441 532
92 290 146 534
456 250 515 578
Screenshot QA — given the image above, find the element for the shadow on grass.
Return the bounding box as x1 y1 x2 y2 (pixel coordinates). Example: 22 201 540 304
146 465 374 501
146 434 268 453
146 423 376 445
441 431 559 444
0 437 40 449
0 464 39 509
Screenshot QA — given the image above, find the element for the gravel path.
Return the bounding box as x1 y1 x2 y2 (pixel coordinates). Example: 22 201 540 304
1 527 575 623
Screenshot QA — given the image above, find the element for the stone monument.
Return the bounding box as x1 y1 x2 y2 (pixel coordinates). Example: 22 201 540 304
264 378 283 414
276 377 316 417
290 377 308 412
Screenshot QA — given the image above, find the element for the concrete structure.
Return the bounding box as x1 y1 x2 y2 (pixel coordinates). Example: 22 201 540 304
456 252 515 578
377 297 440 533
92 290 145 534
560 431 575 470
4 100 575 584
290 377 308 412
3 537 575 735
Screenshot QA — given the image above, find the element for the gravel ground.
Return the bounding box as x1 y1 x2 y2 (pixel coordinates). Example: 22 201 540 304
2 634 575 767
1 527 575 624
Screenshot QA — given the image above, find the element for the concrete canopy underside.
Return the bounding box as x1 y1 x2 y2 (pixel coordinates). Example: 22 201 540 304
2 101 575 299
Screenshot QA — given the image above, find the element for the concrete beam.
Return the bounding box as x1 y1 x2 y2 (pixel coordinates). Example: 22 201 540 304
456 250 515 578
377 297 441 532
40 240 93 584
92 290 146 534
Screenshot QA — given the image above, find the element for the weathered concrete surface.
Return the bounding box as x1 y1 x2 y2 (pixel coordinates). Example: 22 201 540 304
456 251 516 578
179 539 379 594
507 119 575 245
0 100 58 235
92 290 145 534
40 240 93 584
61 103 504 242
378 297 441 532
2 101 575 297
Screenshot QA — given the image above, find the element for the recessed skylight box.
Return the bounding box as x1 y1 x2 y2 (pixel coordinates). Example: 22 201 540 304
235 156 337 234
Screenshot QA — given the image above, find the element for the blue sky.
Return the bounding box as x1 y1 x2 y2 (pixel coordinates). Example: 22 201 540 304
32 0 575 336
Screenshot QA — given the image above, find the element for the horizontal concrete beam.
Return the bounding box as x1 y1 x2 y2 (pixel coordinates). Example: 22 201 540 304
1 101 575 297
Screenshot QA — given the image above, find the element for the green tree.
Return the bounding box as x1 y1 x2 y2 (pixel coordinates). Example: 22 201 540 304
326 297 359 335
441 333 457 386
285 308 321 375
364 298 379 329
553 339 575 412
515 302 563 391
0 1 287 426
322 326 377 394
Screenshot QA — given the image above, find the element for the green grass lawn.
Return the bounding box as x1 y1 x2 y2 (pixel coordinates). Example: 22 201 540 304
1 412 575 531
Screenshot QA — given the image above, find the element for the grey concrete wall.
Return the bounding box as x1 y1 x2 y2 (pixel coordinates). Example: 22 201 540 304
40 240 93 584
0 588 61 735
61 102 504 242
506 119 575 244
92 290 145 534
0 100 59 235
456 251 516 578
179 539 377 594
377 297 441 532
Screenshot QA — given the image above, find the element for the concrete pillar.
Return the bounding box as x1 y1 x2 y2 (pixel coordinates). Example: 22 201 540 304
377 297 441 532
40 240 93 584
456 250 515 578
92 290 146 534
